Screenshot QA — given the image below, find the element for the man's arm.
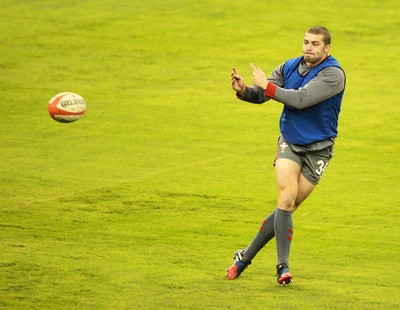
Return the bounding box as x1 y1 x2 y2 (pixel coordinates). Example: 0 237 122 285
265 67 345 109
238 64 285 104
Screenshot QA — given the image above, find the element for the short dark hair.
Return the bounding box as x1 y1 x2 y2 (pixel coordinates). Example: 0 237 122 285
306 26 331 45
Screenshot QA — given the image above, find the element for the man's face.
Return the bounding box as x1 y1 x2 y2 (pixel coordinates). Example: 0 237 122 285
302 32 331 65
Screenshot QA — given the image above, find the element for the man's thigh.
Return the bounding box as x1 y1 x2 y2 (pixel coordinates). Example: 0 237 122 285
275 158 315 210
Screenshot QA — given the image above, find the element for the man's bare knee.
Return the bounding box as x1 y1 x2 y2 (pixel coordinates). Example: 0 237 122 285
278 193 296 211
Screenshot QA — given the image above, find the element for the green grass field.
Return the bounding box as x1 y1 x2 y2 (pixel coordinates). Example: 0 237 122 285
1 0 400 308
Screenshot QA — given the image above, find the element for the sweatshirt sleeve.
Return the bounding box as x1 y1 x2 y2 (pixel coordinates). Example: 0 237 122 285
268 66 345 109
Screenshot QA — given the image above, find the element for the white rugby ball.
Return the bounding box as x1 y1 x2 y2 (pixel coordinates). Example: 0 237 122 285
48 92 86 123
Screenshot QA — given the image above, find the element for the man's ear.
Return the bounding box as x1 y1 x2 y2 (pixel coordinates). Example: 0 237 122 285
324 44 331 53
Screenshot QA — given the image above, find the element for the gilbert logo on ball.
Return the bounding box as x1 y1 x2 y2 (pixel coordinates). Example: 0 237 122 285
48 92 87 123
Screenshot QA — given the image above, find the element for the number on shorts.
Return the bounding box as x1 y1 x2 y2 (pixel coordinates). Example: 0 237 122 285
315 160 328 176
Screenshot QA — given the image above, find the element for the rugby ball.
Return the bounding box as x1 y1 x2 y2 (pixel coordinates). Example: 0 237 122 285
48 92 87 123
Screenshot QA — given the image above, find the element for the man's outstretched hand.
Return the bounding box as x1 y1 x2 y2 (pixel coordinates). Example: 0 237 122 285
250 63 268 90
231 67 246 95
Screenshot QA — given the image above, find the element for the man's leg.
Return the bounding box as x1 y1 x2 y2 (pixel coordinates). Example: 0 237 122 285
244 210 276 261
274 158 315 284
226 157 316 281
242 157 316 262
